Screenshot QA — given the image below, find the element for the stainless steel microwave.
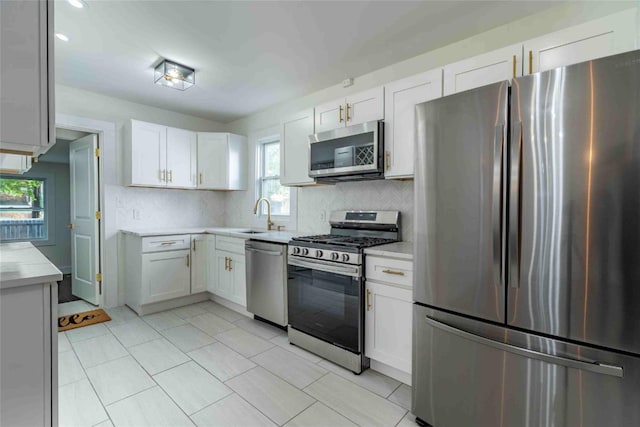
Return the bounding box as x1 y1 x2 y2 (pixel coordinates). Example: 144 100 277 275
308 120 384 183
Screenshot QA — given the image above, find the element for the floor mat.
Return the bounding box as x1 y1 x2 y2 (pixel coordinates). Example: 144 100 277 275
58 309 111 332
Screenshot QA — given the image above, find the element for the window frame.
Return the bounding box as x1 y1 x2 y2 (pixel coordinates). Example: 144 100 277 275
252 128 297 231
0 173 56 245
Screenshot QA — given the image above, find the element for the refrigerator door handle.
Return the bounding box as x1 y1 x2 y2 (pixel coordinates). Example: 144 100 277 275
493 124 504 288
425 316 623 378
509 120 523 288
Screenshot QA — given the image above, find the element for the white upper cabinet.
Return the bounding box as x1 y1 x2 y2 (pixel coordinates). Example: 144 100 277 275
197 132 247 190
384 69 443 179
166 127 197 189
128 120 167 187
280 109 315 186
443 44 523 95
523 9 638 75
0 0 55 156
0 154 33 175
314 86 384 133
126 120 204 189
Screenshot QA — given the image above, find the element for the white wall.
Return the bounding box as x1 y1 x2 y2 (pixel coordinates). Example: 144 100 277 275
222 2 638 240
56 85 228 306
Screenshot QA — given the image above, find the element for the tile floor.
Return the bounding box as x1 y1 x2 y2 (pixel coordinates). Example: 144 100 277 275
58 300 418 427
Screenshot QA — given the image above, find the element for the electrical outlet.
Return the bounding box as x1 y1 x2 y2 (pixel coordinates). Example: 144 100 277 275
342 78 353 88
133 209 141 220
319 210 326 222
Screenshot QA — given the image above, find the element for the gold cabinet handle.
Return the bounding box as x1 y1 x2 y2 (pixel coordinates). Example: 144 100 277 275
193 240 196 251
186 254 190 267
199 173 203 185
161 169 166 182
382 269 405 276
385 151 390 170
224 257 229 271
68 223 74 229
168 170 173 182
528 50 533 74
228 257 233 271
346 103 351 121
160 241 176 246
339 104 344 123
512 55 516 78
366 289 372 311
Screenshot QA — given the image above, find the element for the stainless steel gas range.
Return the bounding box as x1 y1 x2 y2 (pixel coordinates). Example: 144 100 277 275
287 210 400 374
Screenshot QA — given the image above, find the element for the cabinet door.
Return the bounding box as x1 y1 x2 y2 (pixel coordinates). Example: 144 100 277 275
214 251 233 299
384 70 442 179
130 120 167 187
0 0 54 154
314 98 345 133
197 133 228 189
142 250 191 304
166 127 197 188
364 281 412 373
443 44 522 95
281 109 315 186
229 255 247 307
524 9 637 75
191 235 208 294
345 86 384 126
0 154 32 174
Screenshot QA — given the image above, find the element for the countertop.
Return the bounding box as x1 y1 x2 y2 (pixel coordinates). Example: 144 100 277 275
120 227 305 244
0 242 63 290
364 242 414 260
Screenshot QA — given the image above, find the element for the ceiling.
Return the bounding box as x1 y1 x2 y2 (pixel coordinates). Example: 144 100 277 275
55 1 560 123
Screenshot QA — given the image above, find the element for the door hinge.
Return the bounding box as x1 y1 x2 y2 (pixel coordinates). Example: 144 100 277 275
95 148 100 157
95 210 101 220
96 272 102 282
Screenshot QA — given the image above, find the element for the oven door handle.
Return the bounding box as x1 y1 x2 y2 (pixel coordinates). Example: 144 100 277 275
288 257 361 278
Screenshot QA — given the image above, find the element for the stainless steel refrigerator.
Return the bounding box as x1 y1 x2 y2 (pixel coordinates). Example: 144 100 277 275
412 49 640 427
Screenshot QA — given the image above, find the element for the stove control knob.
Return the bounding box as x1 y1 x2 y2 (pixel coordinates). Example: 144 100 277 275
302 248 309 256
315 250 323 258
292 247 300 255
331 252 340 261
342 254 350 262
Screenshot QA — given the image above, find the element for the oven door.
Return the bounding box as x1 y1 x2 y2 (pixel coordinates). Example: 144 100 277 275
287 257 363 353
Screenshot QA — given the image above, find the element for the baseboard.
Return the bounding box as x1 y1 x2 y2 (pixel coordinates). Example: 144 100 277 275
208 294 253 319
128 292 210 316
370 359 411 386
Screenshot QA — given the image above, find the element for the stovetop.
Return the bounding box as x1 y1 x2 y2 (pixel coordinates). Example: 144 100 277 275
291 234 397 249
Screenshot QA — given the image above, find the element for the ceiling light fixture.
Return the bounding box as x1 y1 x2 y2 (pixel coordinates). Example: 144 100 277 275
55 33 69 42
67 0 88 8
154 59 195 91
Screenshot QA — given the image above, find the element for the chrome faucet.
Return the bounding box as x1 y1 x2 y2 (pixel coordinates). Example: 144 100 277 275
253 197 275 231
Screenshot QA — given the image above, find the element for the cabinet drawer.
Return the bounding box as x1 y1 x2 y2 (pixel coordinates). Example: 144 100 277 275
215 235 246 254
365 256 413 287
142 234 191 253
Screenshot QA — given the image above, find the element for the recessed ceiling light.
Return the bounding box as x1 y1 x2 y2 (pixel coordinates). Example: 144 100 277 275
67 0 88 9
55 33 69 42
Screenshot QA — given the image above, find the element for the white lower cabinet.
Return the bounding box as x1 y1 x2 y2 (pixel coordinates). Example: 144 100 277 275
190 234 210 294
141 250 191 304
124 233 203 314
207 235 247 307
364 254 413 378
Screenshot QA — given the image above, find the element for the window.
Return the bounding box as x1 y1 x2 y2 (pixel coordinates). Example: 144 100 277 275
0 176 47 241
257 140 290 216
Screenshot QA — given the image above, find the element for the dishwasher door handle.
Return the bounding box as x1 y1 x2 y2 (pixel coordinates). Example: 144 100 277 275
246 248 283 256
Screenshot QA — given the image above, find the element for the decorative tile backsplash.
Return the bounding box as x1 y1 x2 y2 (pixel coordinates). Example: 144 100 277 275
224 179 414 242
114 185 226 230
297 180 414 242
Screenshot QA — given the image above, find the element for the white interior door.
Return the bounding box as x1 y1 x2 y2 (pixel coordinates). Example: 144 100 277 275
69 134 100 305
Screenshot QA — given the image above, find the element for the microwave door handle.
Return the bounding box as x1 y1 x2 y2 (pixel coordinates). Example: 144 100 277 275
288 257 360 277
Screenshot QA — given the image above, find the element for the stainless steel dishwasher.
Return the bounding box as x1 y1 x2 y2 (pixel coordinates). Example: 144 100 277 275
245 240 288 327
